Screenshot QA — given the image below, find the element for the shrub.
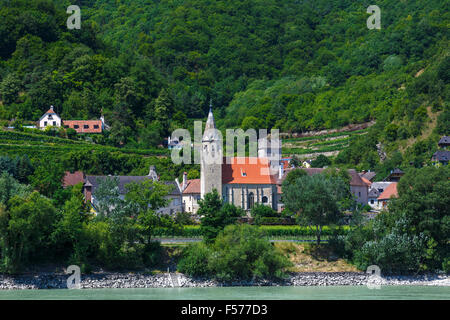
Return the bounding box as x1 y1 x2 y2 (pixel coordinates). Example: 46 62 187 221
177 242 211 277
250 203 278 225
178 225 291 281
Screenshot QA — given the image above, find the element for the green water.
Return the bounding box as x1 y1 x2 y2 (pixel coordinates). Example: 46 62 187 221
0 286 448 300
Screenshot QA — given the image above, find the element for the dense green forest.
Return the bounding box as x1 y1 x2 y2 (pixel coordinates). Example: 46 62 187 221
0 0 448 170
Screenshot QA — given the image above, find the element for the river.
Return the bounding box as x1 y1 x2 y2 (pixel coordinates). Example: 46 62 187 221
0 285 448 300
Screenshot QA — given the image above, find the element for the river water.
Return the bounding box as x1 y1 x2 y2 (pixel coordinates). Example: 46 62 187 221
0 286 448 300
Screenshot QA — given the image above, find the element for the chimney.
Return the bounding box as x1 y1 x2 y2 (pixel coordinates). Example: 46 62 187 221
183 172 187 190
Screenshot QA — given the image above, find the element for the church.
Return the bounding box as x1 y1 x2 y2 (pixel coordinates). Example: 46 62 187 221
180 108 369 215
181 107 283 214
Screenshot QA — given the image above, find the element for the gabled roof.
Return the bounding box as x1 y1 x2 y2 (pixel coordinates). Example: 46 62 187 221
63 171 85 188
371 181 393 191
368 188 380 198
39 106 60 121
222 157 277 184
432 150 450 162
183 179 200 194
378 182 398 200
63 120 103 133
360 171 376 181
438 136 450 146
361 177 372 186
348 169 368 187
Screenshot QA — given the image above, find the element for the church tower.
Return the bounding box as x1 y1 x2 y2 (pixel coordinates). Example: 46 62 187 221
200 103 222 198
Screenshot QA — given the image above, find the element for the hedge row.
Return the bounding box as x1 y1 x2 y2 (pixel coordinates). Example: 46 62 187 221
153 225 350 237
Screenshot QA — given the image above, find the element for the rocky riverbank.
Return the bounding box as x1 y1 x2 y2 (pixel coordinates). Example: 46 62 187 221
0 272 448 289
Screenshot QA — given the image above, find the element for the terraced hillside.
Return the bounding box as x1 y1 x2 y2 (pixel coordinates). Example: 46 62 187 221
282 128 369 159
0 129 168 159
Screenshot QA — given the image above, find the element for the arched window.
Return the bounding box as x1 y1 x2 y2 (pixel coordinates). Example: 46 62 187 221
248 192 254 209
262 196 268 204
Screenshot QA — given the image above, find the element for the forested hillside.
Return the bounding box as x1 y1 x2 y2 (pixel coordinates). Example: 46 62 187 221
0 0 449 172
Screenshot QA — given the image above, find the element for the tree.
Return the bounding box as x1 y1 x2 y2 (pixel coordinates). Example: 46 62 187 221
388 166 450 271
199 189 241 243
282 174 348 244
51 195 90 266
282 168 307 186
311 155 331 168
29 161 65 198
0 192 58 273
92 176 125 219
0 73 21 105
0 172 32 207
125 179 178 245
178 224 291 281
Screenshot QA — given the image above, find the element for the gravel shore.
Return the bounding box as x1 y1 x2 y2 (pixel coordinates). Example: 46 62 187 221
0 272 448 289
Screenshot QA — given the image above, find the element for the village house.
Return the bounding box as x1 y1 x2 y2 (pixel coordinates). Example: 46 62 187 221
63 166 183 215
384 168 404 182
38 106 106 133
367 181 394 211
432 150 450 166
431 136 450 166
181 176 201 213
438 136 450 149
377 182 398 210
38 106 61 129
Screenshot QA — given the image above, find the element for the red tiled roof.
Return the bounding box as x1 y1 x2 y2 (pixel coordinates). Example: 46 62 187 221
361 177 372 187
63 120 102 133
63 171 85 188
378 182 398 200
183 179 200 194
222 157 277 184
281 159 291 170
348 169 368 187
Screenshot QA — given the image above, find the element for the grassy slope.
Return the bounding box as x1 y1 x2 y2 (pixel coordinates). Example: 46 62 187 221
276 242 358 272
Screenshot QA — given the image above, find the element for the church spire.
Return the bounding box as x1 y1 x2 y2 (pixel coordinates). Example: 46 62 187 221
205 99 215 131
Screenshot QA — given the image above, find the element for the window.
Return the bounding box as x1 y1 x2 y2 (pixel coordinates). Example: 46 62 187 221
48 115 53 120
64 125 69 128
44 121 47 126
262 196 268 203
94 125 99 129
83 125 89 129
370 200 374 204
358 192 361 197
74 125 79 129
53 121 56 126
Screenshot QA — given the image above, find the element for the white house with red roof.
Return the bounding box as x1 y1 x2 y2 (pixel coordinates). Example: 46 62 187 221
39 106 61 129
38 106 106 133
